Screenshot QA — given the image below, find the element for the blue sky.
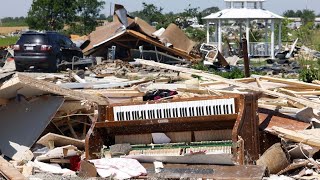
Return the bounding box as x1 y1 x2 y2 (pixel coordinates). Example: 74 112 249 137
0 0 319 18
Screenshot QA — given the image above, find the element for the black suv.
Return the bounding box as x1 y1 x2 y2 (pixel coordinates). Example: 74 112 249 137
14 31 83 72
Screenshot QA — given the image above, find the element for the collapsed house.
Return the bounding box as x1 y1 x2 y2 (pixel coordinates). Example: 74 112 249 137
83 5 200 63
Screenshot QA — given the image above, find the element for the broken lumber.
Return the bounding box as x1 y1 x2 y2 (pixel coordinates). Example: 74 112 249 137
0 156 26 180
71 72 86 83
252 75 320 90
0 73 108 105
37 133 85 150
271 127 320 149
135 59 320 110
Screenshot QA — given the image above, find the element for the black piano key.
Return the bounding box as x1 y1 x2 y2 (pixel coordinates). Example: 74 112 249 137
143 110 147 119
226 105 229 114
121 112 125 121
117 112 120 121
213 106 216 115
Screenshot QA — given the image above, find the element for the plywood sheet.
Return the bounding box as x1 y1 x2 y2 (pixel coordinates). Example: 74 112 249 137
37 133 85 150
0 96 64 159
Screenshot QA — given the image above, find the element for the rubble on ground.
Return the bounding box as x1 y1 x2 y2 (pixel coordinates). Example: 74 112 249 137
2 4 320 180
0 55 319 179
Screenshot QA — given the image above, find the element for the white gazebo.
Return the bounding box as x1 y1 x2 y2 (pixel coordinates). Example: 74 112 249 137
203 0 283 58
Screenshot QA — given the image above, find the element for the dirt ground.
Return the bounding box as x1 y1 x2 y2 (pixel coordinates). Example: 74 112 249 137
0 26 28 35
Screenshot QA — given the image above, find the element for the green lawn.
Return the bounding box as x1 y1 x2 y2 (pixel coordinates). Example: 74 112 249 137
0 22 27 27
0 36 19 47
312 30 320 51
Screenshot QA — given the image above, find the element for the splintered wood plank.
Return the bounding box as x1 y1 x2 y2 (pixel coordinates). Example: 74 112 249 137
255 75 320 90
135 59 320 110
0 156 26 180
0 73 108 105
271 127 320 148
37 133 85 150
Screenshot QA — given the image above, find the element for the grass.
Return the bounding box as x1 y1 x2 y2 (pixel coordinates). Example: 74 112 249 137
312 30 320 51
0 22 28 27
0 36 19 47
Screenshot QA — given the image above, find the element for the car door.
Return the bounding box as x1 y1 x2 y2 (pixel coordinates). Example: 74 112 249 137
60 35 83 61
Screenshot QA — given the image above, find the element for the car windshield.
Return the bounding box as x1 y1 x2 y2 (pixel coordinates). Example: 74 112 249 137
17 34 48 44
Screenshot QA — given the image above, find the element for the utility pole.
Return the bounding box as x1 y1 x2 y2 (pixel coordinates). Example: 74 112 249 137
110 2 112 16
305 0 308 9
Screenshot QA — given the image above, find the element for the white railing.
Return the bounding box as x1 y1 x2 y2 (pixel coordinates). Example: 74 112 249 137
249 42 271 57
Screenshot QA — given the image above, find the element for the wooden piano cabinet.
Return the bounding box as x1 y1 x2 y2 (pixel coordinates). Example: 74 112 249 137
85 93 260 165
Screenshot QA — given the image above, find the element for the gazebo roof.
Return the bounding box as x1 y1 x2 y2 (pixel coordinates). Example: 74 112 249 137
203 8 283 20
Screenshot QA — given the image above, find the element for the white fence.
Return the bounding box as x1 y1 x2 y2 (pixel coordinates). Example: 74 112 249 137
249 42 271 57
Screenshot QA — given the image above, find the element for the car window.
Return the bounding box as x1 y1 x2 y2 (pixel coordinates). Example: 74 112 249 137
17 34 48 44
62 36 73 47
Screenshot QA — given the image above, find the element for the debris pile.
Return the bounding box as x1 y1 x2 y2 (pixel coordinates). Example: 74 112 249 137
2 4 320 180
0 57 319 179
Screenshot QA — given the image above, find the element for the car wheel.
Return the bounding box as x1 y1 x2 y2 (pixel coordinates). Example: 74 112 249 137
49 57 61 73
15 64 24 72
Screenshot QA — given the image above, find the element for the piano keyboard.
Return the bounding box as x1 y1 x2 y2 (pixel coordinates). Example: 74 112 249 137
113 98 235 121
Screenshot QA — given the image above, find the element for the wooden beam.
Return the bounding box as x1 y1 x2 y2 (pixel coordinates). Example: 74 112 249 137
116 38 138 42
67 117 79 139
136 59 320 110
200 78 256 86
253 75 320 90
271 127 320 149
114 41 132 49
128 30 195 60
0 156 26 180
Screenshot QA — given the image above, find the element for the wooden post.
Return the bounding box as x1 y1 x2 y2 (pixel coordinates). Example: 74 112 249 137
242 38 250 78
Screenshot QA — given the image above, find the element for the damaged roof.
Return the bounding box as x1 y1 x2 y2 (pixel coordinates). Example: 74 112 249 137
83 5 198 60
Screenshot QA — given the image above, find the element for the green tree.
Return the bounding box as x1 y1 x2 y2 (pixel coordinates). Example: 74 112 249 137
201 6 220 17
26 0 77 30
283 10 296 17
301 9 316 25
275 18 293 43
140 3 164 24
26 0 104 34
71 0 105 35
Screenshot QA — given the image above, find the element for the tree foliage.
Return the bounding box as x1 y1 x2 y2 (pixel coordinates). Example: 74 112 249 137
283 9 316 25
27 0 77 31
301 9 316 25
71 0 105 35
26 0 104 35
0 17 27 27
130 3 164 24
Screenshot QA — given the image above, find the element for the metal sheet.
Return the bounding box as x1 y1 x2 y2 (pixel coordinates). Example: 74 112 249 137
0 96 64 158
142 163 266 179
